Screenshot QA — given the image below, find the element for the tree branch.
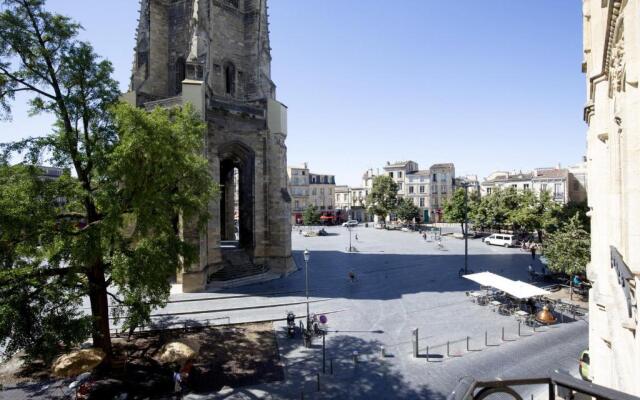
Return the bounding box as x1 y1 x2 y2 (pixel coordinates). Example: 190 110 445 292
0 87 32 97
0 65 57 100
106 290 124 304
0 266 73 287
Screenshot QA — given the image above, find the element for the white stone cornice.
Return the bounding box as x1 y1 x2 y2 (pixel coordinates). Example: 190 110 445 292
603 0 624 74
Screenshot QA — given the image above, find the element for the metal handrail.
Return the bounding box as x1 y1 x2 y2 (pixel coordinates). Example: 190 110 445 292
448 370 640 400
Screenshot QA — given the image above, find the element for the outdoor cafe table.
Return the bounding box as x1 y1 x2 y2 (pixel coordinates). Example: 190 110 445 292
469 291 484 303
489 300 502 311
514 310 529 321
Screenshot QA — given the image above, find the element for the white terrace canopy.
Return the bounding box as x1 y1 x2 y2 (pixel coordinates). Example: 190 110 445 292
463 271 550 299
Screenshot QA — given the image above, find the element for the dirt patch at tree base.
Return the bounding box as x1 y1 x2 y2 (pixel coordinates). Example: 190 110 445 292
1 322 284 397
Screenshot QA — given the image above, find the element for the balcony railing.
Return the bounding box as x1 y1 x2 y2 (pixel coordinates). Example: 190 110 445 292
448 370 639 400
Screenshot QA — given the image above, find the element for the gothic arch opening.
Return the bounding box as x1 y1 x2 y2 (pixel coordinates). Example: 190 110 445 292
175 57 186 95
219 142 254 251
224 61 236 96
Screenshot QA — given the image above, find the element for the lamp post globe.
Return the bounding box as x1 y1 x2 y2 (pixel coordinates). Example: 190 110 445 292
303 249 310 328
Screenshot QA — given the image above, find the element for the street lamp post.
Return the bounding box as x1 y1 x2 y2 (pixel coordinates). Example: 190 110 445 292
304 249 311 328
460 182 471 275
348 225 352 252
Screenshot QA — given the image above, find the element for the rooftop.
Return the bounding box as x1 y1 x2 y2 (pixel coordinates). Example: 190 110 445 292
407 170 431 176
533 168 568 179
483 172 534 184
384 160 417 169
430 163 455 170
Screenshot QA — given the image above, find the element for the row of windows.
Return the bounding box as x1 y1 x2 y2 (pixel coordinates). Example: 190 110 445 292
291 187 336 196
408 186 427 194
486 183 564 197
389 171 451 183
293 201 335 210
310 175 335 184
290 177 309 185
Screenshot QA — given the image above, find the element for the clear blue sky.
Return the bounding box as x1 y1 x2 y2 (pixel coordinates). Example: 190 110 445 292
1 0 585 187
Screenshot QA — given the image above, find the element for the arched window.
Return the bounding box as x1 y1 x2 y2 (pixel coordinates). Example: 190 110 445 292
175 57 186 94
224 62 236 96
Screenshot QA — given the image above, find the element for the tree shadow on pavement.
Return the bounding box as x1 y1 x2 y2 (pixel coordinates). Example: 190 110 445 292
222 334 449 400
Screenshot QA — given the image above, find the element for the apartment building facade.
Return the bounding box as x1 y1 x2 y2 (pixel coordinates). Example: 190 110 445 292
480 165 587 204
287 163 336 224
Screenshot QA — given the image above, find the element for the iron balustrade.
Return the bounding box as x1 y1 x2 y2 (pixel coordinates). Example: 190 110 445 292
610 245 637 322
448 370 639 400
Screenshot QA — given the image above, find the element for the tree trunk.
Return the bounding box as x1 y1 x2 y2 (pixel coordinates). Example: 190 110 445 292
87 263 112 366
460 222 464 235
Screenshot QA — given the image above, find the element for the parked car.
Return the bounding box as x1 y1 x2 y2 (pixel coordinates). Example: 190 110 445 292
342 220 359 227
483 233 517 247
579 349 591 381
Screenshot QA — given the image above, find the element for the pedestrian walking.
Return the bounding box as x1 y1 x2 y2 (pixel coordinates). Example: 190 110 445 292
173 365 184 399
530 244 537 260
355 233 358 241
348 271 356 283
528 264 534 281
422 232 427 241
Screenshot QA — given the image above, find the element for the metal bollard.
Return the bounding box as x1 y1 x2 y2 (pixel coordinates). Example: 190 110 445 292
502 327 505 341
518 322 521 337
466 336 470 351
426 346 429 362
380 345 385 358
317 373 320 392
447 341 450 357
412 328 419 358
485 330 488 346
322 334 326 374
353 350 359 364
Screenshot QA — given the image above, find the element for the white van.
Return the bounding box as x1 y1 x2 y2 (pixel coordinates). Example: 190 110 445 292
483 234 517 247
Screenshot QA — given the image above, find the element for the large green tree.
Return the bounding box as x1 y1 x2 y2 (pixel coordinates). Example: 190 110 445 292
0 165 91 363
396 197 420 223
443 188 478 233
543 214 590 276
302 205 321 226
0 0 215 365
509 190 560 242
367 175 398 223
472 188 508 231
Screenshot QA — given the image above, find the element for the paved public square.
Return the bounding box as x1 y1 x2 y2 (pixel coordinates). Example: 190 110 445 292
176 225 588 399
1 225 588 400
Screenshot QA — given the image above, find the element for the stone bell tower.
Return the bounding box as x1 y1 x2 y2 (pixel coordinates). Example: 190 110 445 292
125 0 294 292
